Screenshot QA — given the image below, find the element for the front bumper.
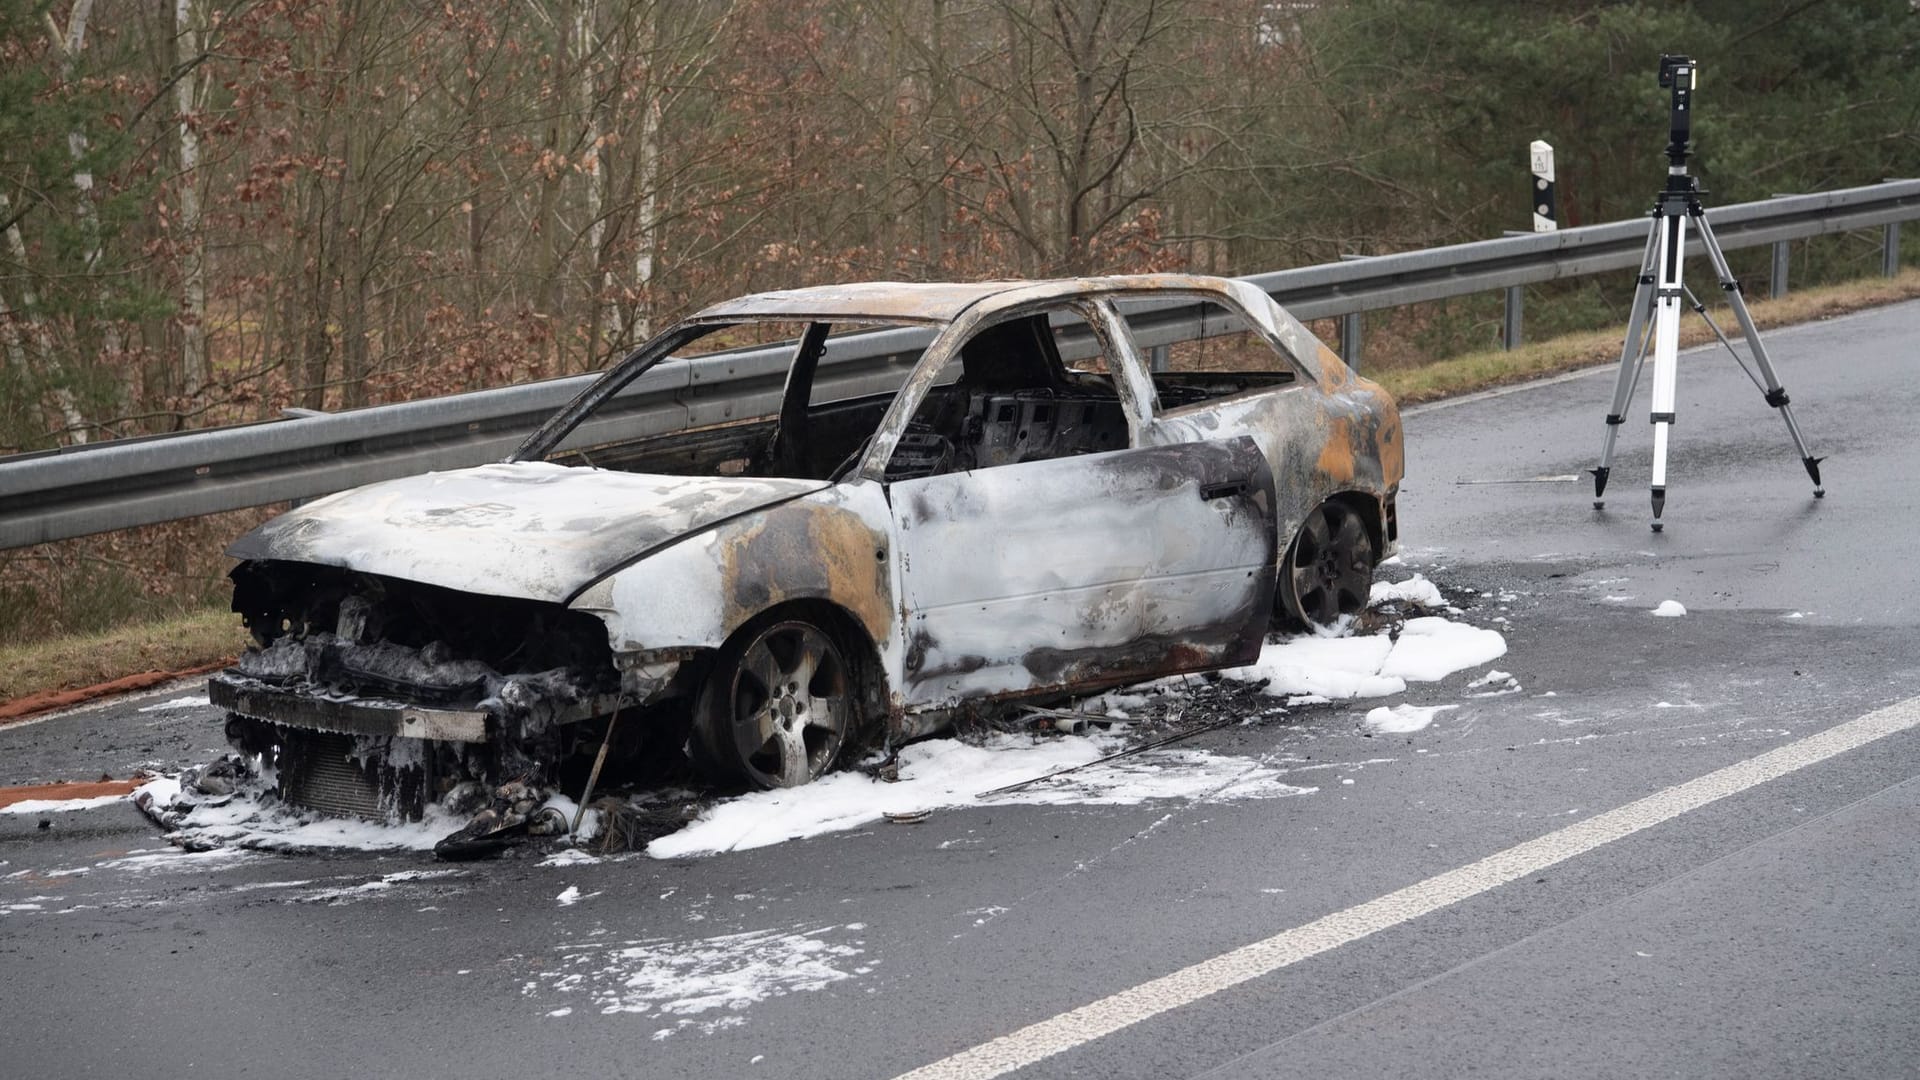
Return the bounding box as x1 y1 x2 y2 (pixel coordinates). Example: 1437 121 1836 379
210 673 492 743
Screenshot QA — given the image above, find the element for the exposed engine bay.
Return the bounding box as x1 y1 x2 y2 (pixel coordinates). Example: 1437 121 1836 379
209 561 663 853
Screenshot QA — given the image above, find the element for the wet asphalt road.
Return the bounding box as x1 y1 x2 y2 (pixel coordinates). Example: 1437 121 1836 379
4 301 1918 1079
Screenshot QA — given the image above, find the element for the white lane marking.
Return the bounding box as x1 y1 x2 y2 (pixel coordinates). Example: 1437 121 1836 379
894 695 1920 1080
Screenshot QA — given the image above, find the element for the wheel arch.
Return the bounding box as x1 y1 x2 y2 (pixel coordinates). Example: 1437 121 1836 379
1324 489 1387 565
1276 490 1385 631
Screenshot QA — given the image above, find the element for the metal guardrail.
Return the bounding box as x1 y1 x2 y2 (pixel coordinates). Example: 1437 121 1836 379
2 179 1916 550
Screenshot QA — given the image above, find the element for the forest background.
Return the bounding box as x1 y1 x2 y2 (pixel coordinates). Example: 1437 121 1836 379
1 0 1917 645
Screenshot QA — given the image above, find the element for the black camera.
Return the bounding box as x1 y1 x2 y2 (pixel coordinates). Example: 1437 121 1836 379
1659 54 1696 166
1658 53 1694 90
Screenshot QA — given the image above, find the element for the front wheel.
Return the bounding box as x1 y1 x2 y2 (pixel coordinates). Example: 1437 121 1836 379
690 619 855 789
1278 501 1376 631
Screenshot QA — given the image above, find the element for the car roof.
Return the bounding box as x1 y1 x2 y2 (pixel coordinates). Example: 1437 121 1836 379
688 273 1254 325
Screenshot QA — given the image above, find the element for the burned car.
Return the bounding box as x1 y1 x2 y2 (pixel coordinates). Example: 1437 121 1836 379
210 275 1402 841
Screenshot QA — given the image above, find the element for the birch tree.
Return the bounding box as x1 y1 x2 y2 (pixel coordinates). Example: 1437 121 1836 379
172 0 209 395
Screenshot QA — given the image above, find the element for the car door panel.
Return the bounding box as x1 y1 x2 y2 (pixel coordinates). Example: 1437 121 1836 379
892 435 1276 708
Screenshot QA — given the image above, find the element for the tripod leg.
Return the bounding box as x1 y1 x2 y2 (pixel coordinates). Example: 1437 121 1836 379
1696 216 1826 496
1647 211 1687 531
1593 225 1661 507
1682 286 1768 394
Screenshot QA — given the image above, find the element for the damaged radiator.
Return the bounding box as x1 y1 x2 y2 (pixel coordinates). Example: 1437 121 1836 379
282 732 387 820
278 730 429 822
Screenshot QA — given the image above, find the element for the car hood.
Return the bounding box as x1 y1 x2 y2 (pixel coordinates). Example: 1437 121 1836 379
227 461 830 603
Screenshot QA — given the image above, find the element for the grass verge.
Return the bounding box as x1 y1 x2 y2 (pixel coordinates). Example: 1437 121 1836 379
0 604 243 707
1374 268 1920 405
3 269 1918 713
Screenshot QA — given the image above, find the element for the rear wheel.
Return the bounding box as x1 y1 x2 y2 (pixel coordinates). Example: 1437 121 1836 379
691 619 855 788
1279 500 1376 631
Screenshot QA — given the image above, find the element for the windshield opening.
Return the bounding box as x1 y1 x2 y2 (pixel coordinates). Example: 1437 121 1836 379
513 318 930 481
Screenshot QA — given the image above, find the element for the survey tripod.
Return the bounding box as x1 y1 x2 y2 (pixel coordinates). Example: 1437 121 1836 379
1590 54 1824 531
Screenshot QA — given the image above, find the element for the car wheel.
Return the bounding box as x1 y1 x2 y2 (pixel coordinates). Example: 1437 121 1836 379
1279 500 1375 631
691 619 855 789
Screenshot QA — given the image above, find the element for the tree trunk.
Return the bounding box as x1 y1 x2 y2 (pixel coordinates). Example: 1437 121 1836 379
576 0 606 365
631 94 662 340
0 194 88 443
51 0 124 360
175 0 208 396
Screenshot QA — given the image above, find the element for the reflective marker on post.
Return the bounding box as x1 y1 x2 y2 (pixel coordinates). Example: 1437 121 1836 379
1530 140 1557 232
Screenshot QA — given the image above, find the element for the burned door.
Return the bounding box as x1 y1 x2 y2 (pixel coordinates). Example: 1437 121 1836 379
887 301 1278 709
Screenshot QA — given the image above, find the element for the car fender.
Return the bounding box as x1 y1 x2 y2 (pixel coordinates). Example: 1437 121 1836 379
569 481 901 677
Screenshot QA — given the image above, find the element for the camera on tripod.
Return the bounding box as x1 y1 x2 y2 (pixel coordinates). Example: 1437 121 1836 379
1587 52 1824 529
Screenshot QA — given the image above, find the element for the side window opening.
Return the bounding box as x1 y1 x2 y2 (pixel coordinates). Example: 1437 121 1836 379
1109 297 1302 411
885 308 1132 482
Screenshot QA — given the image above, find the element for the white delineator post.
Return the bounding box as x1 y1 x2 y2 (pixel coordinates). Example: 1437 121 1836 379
1530 140 1557 232
1504 140 1557 349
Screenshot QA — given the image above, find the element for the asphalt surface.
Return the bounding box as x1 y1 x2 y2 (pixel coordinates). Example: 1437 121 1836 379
4 300 1918 1079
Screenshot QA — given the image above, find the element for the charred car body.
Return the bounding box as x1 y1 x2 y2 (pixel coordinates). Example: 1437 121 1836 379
212 275 1403 834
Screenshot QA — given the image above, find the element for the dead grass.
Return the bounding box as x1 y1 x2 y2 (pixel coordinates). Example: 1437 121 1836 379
0 605 244 706
1374 268 1920 405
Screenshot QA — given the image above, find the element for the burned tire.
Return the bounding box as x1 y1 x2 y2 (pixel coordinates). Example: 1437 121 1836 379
690 618 856 789
1278 500 1376 631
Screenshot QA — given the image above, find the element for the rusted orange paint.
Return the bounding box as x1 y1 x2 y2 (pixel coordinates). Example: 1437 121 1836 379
1314 414 1360 484
806 507 893 646
1376 407 1405 488
716 501 892 649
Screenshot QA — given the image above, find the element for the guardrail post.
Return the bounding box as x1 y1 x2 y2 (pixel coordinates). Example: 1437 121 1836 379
1886 223 1902 277
1336 253 1370 370
1149 344 1170 372
1504 285 1524 349
1771 240 1790 298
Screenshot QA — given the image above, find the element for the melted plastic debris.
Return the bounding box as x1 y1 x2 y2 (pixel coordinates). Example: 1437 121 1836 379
524 922 869 1029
